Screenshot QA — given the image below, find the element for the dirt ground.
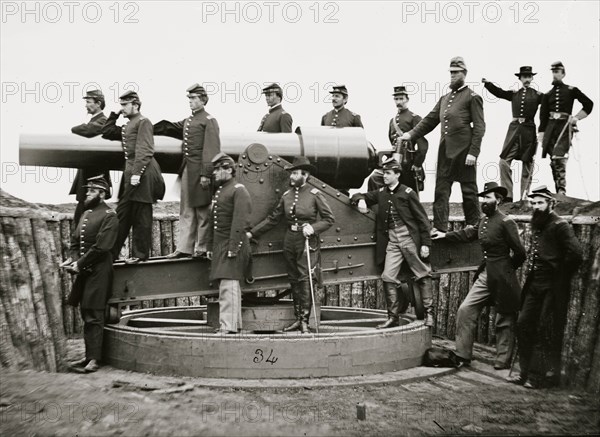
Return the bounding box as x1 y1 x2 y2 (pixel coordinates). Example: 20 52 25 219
1 339 598 437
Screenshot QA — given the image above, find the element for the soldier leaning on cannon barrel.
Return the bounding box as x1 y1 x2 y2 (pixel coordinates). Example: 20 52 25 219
538 61 594 196
60 176 119 373
508 186 583 389
482 66 543 203
101 90 166 264
154 84 221 260
248 157 335 334
351 157 435 328
206 153 253 335
401 56 485 236
320 84 364 128
258 83 293 133
368 85 429 192
432 182 526 369
70 89 113 226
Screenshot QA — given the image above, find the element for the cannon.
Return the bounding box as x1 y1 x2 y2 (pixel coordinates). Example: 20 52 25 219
19 126 482 379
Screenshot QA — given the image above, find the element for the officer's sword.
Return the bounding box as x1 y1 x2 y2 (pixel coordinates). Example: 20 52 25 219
304 237 319 334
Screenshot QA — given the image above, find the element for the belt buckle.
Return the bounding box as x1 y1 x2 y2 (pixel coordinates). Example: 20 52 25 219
552 112 561 119
518 117 525 123
291 224 299 232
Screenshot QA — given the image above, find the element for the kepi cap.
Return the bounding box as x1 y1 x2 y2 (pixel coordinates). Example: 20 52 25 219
381 157 401 171
528 185 554 200
211 152 235 169
392 86 408 96
119 90 140 102
448 56 467 72
83 175 110 193
186 83 207 97
83 89 104 101
262 83 282 94
329 85 348 96
550 61 565 71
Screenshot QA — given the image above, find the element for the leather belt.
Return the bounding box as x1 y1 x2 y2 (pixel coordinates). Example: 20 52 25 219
550 111 569 120
513 117 533 123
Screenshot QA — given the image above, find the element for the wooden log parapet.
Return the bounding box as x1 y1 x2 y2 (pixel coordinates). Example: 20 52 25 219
1 193 598 392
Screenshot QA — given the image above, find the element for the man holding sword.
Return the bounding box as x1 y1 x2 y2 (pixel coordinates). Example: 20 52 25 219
538 61 594 196
248 156 335 334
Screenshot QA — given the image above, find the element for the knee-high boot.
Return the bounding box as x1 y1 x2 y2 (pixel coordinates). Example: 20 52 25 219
299 281 312 334
283 284 302 332
377 282 400 329
416 277 434 327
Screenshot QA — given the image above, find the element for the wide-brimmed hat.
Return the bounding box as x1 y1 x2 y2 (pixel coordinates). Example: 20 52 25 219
478 182 508 198
83 175 110 193
527 185 554 200
515 66 537 77
284 156 316 173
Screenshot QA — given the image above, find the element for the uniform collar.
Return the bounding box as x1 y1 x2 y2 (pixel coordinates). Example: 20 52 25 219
90 111 104 121
269 103 282 113
126 112 141 120
192 107 205 116
334 106 345 113
397 107 408 114
387 182 400 193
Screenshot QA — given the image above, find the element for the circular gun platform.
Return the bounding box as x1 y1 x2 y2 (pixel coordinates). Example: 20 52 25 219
103 305 431 379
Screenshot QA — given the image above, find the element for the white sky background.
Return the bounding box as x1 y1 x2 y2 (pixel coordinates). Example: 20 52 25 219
1 0 599 204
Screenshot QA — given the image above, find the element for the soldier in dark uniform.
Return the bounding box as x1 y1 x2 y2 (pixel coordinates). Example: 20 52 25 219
483 66 543 202
402 57 485 234
351 158 434 328
206 153 252 334
508 186 582 389
433 182 526 368
368 86 429 192
102 91 165 264
70 89 112 226
321 85 364 128
61 176 119 373
248 156 335 334
258 83 293 133
154 84 221 259
538 61 594 195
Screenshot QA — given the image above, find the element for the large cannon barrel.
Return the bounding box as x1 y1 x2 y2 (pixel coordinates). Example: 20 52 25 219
19 126 377 189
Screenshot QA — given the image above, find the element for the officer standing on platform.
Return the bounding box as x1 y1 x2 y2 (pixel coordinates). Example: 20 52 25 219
538 61 594 196
508 186 582 389
433 182 526 369
248 156 335 334
351 158 434 328
206 153 252 335
369 85 429 191
483 66 543 202
401 57 485 235
154 83 221 259
61 176 119 373
70 89 112 226
258 83 293 133
102 90 165 264
320 85 364 128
